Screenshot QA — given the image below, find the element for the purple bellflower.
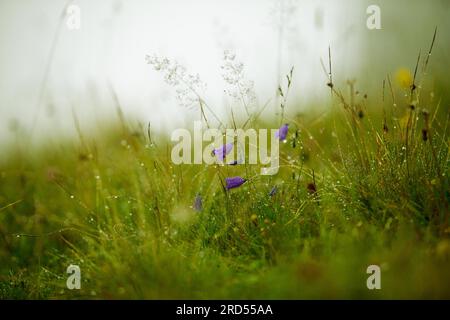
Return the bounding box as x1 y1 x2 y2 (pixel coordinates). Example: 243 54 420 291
193 193 203 212
212 143 233 162
225 176 247 190
269 186 278 197
275 123 289 141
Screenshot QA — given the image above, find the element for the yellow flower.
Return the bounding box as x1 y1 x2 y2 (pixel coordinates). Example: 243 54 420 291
395 68 413 89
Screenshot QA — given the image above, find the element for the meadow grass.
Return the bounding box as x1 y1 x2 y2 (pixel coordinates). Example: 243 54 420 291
0 50 449 299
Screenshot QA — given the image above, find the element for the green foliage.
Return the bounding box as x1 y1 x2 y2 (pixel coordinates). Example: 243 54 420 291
0 61 449 299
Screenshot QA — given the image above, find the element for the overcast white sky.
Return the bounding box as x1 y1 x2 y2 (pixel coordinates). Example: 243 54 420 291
0 0 419 147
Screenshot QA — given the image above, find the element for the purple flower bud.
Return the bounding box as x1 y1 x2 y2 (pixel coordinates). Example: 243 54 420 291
225 176 247 190
275 123 289 141
212 143 233 162
269 186 277 197
193 194 202 212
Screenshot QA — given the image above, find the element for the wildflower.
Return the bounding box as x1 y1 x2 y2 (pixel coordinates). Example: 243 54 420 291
421 109 430 142
422 129 428 142
269 186 278 197
275 123 289 141
307 182 317 194
193 194 203 212
212 143 233 162
145 54 205 108
225 176 247 190
395 68 413 89
221 50 256 111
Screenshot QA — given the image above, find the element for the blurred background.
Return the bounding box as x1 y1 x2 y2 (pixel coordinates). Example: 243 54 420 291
0 0 449 151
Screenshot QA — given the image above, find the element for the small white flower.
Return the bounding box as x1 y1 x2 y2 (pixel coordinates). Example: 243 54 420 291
221 50 256 110
146 54 206 108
